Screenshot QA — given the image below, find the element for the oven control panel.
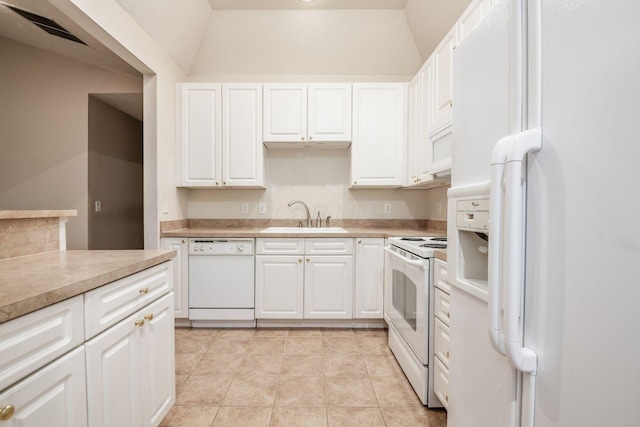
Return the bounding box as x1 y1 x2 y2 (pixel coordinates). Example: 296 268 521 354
188 239 254 255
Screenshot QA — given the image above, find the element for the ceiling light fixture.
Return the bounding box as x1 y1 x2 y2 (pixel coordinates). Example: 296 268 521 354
299 0 316 3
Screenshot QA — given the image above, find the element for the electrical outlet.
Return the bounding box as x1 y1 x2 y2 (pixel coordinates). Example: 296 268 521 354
241 203 249 214
259 203 267 215
163 199 169 214
384 203 392 214
95 201 101 212
436 202 442 214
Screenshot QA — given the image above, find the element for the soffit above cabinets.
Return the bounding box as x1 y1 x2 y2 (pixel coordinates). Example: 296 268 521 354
208 0 407 10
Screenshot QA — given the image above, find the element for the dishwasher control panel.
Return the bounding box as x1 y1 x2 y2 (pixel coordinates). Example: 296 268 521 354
188 238 254 255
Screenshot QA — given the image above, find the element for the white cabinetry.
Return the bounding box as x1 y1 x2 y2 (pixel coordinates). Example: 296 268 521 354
0 347 87 426
177 83 264 188
263 84 351 145
255 238 354 320
351 83 407 188
162 237 189 319
433 258 450 409
456 0 492 44
86 292 174 427
431 28 455 135
0 297 86 426
354 238 384 319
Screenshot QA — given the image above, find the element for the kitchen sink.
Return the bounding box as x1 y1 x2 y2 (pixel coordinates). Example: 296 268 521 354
259 227 348 233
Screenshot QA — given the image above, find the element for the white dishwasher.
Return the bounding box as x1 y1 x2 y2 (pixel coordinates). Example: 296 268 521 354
188 238 256 327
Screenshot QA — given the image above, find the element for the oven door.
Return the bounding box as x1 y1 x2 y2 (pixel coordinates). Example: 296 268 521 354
384 246 429 364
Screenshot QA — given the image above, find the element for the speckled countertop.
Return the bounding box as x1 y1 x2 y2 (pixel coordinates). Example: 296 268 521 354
0 250 175 324
160 227 447 239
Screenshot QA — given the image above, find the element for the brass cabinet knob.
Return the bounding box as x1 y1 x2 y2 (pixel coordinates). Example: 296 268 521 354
306 258 310 262
215 181 219 186
446 351 450 358
135 319 145 327
447 312 450 319
182 239 186 244
0 405 15 421
298 258 303 263
301 136 305 141
144 313 154 321
309 136 313 140
449 100 453 107
223 181 227 185
139 286 150 294
358 240 362 244
353 181 357 185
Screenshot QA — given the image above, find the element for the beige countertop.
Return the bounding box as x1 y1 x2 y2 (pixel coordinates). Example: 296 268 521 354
0 210 77 219
435 249 447 262
161 227 447 239
0 250 175 324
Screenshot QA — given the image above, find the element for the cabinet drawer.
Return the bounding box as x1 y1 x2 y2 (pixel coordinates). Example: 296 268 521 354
84 262 172 340
434 317 450 368
434 258 450 293
0 295 83 391
256 238 304 255
435 288 451 326
434 356 450 409
0 346 87 426
305 238 354 255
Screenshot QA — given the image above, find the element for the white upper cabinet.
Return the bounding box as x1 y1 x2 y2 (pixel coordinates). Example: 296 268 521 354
177 83 264 188
431 27 455 135
177 83 222 187
263 83 352 146
222 84 264 187
263 84 307 143
351 83 407 188
456 0 492 45
308 84 352 143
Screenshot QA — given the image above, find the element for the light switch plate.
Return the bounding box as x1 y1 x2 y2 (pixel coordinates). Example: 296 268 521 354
241 203 249 214
259 203 267 215
384 203 392 214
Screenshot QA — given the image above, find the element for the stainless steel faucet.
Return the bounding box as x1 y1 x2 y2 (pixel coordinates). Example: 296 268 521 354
287 200 312 227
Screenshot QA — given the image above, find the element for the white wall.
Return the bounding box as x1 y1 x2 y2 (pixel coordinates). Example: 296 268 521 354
189 9 422 81
187 148 433 220
0 36 142 249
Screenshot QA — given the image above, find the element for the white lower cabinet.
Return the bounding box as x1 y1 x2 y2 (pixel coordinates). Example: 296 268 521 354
161 237 189 318
0 346 87 426
304 255 353 319
354 238 384 318
255 238 355 320
86 292 175 427
433 258 450 409
255 255 304 319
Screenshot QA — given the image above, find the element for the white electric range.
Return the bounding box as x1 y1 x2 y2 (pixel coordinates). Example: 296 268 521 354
384 236 447 407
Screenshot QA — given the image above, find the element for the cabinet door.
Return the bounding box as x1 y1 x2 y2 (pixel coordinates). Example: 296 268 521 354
255 255 304 319
354 238 384 319
431 28 455 134
456 0 490 44
351 83 406 188
419 58 437 181
85 311 142 427
407 73 422 185
178 83 222 187
304 255 353 319
222 84 264 187
308 84 352 142
161 238 188 318
263 84 307 143
0 347 87 427
140 293 175 427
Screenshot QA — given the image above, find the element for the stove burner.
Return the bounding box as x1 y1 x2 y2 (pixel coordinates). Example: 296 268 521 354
420 243 447 249
400 237 426 241
430 237 447 242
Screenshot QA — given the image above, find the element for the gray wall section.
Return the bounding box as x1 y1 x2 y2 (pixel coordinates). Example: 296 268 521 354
88 96 143 249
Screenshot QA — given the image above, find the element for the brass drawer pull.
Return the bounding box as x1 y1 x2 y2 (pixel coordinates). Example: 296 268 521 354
0 405 15 421
144 313 154 321
139 287 150 294
135 319 145 327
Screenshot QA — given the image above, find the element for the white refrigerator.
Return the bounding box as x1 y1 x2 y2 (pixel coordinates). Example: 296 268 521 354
446 0 640 426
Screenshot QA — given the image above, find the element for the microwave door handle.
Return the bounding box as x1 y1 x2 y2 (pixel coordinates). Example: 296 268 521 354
503 129 541 375
383 246 425 268
488 136 512 356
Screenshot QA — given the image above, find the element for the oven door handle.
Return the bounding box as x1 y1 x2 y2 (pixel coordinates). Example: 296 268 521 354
384 246 425 268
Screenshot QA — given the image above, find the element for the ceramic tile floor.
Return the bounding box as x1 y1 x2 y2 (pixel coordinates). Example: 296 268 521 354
161 327 447 427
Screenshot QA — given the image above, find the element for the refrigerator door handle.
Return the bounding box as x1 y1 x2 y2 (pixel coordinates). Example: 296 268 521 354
503 128 542 375
488 135 512 356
